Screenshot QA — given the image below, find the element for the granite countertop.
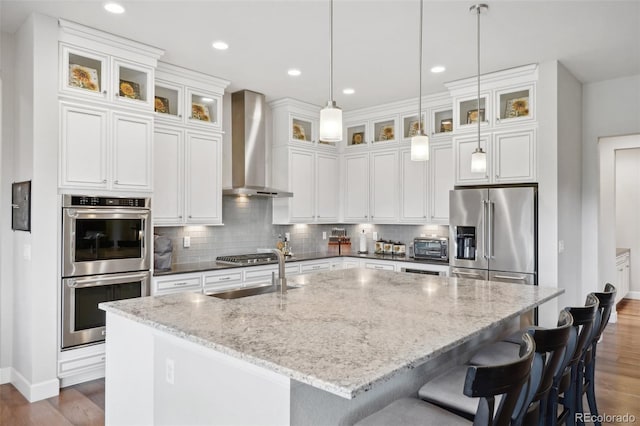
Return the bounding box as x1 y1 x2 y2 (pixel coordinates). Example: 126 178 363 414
153 252 449 276
101 269 563 399
616 248 630 257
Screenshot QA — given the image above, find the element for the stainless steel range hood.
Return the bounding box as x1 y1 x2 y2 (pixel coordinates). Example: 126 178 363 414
223 90 293 198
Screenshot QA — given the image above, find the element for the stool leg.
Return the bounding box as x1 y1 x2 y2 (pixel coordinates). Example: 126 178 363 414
565 365 578 426
575 360 586 426
546 386 559 426
585 358 601 426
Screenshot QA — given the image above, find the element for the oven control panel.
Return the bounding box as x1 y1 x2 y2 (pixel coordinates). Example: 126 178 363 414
66 196 149 208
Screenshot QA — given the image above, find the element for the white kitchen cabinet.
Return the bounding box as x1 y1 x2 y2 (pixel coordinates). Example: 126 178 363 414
186 87 223 131
272 149 339 224
429 142 454 223
60 44 109 101
492 128 536 183
344 115 399 148
271 98 337 149
454 134 491 185
112 58 154 111
494 84 535 126
60 102 108 189
111 112 153 191
343 260 360 269
185 132 222 224
370 150 398 222
300 260 332 273
430 106 454 139
153 127 183 223
453 92 491 133
363 260 396 271
60 102 152 192
342 153 370 222
152 273 202 296
400 149 427 223
616 252 630 304
202 270 243 294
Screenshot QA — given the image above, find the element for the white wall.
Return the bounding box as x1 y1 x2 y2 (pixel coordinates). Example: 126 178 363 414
615 148 640 294
582 75 640 297
0 31 16 384
8 13 60 401
556 62 583 307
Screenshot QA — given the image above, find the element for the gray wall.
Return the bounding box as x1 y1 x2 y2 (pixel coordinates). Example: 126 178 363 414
582 74 640 296
155 197 448 265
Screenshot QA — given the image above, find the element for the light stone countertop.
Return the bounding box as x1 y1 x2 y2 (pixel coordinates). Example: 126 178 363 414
100 269 563 399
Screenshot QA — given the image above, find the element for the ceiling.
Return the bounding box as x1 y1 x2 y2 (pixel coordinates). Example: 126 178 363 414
2 0 639 110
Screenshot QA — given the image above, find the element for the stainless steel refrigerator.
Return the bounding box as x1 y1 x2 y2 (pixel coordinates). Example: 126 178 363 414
449 186 536 286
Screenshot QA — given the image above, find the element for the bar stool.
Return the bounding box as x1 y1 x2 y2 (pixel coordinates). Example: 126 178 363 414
549 293 599 426
576 283 616 426
354 334 536 426
467 310 573 425
419 311 572 426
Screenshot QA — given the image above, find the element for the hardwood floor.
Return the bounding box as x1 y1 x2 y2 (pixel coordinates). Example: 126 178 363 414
1 300 639 425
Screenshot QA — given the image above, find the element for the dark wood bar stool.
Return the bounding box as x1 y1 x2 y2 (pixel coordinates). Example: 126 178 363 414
467 310 573 425
354 334 536 426
549 293 599 426
576 283 616 426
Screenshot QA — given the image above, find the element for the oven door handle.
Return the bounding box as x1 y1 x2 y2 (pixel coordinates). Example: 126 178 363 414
72 209 150 216
67 272 149 288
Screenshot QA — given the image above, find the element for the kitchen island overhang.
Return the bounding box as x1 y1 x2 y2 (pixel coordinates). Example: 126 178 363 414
100 268 562 425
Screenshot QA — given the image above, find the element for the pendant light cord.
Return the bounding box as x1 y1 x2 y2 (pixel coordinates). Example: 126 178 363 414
418 0 423 134
476 5 481 149
329 0 334 103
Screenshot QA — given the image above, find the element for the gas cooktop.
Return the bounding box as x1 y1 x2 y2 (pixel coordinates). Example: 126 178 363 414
216 253 279 265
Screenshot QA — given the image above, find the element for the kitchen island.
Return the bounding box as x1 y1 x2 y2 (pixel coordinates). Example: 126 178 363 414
100 269 562 425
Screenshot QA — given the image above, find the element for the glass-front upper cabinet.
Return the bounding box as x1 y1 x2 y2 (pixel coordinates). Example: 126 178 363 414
345 122 368 147
113 59 154 110
61 45 108 100
290 114 315 144
154 81 183 122
495 85 534 126
371 116 398 144
401 112 427 142
455 93 491 133
431 107 453 137
187 88 222 130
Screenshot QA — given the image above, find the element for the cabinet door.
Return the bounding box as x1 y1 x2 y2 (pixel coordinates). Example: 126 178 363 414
493 129 536 183
185 133 221 224
60 102 108 189
60 45 108 101
400 149 427 223
454 134 490 185
113 58 154 110
289 150 315 222
316 153 339 222
112 112 153 191
370 151 398 222
153 128 183 224
429 142 453 223
343 153 369 222
187 88 222 130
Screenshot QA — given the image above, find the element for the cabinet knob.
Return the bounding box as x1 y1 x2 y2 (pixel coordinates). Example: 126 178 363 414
102 90 107 95
189 116 193 119
178 215 183 219
114 180 119 184
423 215 427 218
178 114 182 118
102 179 107 183
496 118 500 123
188 215 192 218
115 93 119 97
496 174 499 178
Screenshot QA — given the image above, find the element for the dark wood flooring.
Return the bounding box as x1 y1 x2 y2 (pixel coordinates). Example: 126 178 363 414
1 300 639 425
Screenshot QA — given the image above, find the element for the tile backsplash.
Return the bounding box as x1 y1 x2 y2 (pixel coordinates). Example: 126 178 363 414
155 197 448 265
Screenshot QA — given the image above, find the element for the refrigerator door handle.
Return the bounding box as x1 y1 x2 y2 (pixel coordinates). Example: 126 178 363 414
489 201 495 258
482 200 489 260
454 270 485 278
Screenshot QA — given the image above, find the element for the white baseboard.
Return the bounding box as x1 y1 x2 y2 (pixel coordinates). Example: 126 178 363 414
11 368 60 402
609 311 618 324
60 367 104 388
0 367 11 384
625 291 640 300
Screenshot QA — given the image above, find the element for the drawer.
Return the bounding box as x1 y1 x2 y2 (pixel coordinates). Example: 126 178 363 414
364 262 395 271
203 271 242 286
154 275 201 295
301 261 331 273
59 352 106 377
244 264 299 282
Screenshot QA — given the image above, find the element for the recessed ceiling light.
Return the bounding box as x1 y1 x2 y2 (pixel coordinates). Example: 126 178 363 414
342 88 355 95
430 65 446 73
212 41 229 50
287 69 301 77
201 97 213 103
104 2 125 14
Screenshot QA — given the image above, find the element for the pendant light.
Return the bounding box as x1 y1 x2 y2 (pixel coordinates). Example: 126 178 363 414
411 0 429 161
319 0 343 142
470 4 488 173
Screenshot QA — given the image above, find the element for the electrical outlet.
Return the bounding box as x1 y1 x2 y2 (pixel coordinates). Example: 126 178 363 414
322 232 327 240
183 236 191 248
165 358 175 385
373 232 378 240
23 244 31 261
285 232 290 241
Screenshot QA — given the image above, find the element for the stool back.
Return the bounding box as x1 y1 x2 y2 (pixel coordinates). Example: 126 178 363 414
591 283 616 347
565 293 599 366
463 333 535 426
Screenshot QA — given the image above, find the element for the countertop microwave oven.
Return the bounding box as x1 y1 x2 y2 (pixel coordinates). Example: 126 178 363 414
413 237 449 262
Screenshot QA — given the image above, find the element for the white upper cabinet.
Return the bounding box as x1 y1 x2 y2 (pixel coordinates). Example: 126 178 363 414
271 98 337 149
344 115 399 149
111 112 153 191
342 153 370 222
429 142 454 223
153 127 183 224
60 45 109 101
370 150 398 222
185 132 222 224
316 153 340 222
113 58 154 110
445 64 538 186
400 149 427 222
289 150 315 222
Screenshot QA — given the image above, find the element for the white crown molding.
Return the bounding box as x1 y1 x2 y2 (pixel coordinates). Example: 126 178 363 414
156 62 230 92
445 63 539 95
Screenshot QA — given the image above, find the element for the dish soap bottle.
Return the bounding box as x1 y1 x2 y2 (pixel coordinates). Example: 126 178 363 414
359 229 367 254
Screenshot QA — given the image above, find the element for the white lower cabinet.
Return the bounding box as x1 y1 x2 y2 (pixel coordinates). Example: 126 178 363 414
203 270 243 294
343 153 370 222
60 102 153 192
300 260 331 273
153 273 202 296
58 343 106 387
363 260 397 271
616 252 630 304
154 130 222 225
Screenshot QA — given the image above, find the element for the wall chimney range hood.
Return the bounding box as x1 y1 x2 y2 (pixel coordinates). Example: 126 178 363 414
223 90 293 198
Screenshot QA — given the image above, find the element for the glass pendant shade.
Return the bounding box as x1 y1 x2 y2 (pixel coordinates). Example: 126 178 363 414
471 147 487 173
319 102 343 141
411 133 429 161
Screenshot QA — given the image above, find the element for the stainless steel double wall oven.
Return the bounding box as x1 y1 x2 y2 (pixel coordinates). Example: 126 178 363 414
61 195 151 349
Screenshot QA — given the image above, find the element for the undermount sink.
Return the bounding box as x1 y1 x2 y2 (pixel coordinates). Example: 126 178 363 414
207 283 298 299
